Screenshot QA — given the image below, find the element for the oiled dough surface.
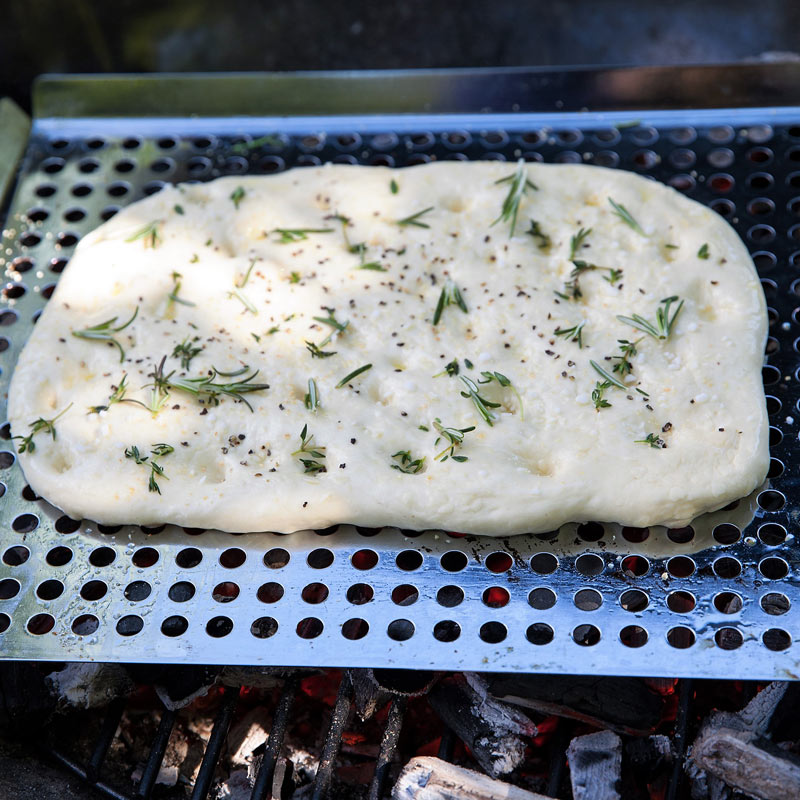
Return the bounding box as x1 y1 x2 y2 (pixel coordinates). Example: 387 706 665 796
8 163 769 534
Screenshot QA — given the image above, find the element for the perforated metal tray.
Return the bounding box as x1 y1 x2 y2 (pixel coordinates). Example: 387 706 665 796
0 68 798 678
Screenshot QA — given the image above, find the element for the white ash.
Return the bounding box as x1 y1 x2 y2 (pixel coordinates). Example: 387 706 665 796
46 663 133 709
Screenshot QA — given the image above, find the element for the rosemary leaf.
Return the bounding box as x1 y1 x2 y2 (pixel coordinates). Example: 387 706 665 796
608 197 645 235
336 363 372 388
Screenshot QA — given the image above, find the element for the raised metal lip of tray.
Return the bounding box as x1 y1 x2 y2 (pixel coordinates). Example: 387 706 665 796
0 68 798 678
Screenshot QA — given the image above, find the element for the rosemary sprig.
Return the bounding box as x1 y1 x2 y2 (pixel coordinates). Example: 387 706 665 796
172 336 203 369
460 375 501 426
569 227 592 260
391 450 426 474
13 403 72 453
149 356 269 412
167 271 194 312
312 307 349 347
304 378 319 411
554 320 586 348
617 296 684 340
492 161 537 237
125 221 161 248
72 306 139 363
88 376 144 414
433 358 460 378
292 424 326 474
608 197 645 235
124 442 174 494
635 432 667 448
612 338 641 377
590 359 628 391
698 243 710 259
305 341 337 359
357 262 387 271
432 279 468 326
390 179 399 194
478 370 524 419
230 186 245 209
396 207 434 228
230 134 284 153
236 259 257 289
228 288 257 314
527 219 551 251
336 363 372 388
433 417 475 462
269 227 334 244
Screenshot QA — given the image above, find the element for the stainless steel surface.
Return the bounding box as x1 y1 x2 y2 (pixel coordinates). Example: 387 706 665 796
0 71 796 677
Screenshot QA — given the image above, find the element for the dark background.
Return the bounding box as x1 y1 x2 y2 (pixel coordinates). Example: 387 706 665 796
2 0 800 111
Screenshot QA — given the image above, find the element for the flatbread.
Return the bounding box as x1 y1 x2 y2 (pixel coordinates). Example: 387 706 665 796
8 162 769 535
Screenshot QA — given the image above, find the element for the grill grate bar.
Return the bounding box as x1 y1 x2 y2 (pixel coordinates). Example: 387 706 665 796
665 679 694 800
133 707 176 800
87 696 126 783
312 674 354 800
367 696 407 800
191 685 239 800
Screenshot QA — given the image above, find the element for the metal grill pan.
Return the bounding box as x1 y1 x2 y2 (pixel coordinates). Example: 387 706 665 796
0 69 798 678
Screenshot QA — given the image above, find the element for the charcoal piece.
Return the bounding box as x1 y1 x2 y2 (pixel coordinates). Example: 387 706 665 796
348 668 436 721
392 756 555 800
483 674 663 735
567 730 622 800
125 664 220 710
428 675 536 778
46 663 133 709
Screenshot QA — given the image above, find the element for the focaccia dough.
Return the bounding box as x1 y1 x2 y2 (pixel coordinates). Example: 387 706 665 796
8 163 769 535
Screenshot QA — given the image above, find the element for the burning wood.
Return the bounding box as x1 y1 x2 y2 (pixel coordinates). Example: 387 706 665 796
46 663 133 709
567 730 622 800
393 756 555 800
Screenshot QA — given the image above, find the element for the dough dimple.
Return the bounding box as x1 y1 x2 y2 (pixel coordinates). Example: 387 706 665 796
7 162 769 535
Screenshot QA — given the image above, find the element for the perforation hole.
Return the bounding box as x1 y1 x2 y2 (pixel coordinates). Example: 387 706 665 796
258 156 285 173
347 583 374 604
763 365 780 385
12 513 38 533
264 548 289 568
760 557 789 580
667 626 695 649
107 182 130 197
434 621 461 642
175 547 202 568
668 174 695 192
132 547 158 568
437 585 464 607
758 523 787 546
712 524 741 545
27 614 55 635
21 486 37 502
632 149 658 169
47 546 73 567
575 553 604 576
769 426 783 446
0 579 19 600
116 616 143 637
767 458 784 479
713 556 742 579
124 581 151 601
0 452 15 469
142 181 165 195
351 549 377 570
257 582 284 603
576 522 603 542
396 550 423 571
621 526 649 543
530 552 558 574
251 617 278 639
573 624 600 646
19 231 40 248
667 527 695 544
71 614 98 636
392 584 419 606
3 546 29 566
620 589 649 612
80 580 107 601
523 622 552 645
301 582 329 604
761 628 791 651
620 625 648 648
574 588 603 611
161 616 188 637
715 627 743 650
440 551 468 572
206 616 233 638
89 547 115 566
387 619 414 641
168 582 195 602
748 198 775 217
96 524 121 535
212 581 240 603
761 593 790 615
49 257 68 273
667 556 696 578
593 151 620 168
479 621 507 643
482 587 510 608
758 490 785 511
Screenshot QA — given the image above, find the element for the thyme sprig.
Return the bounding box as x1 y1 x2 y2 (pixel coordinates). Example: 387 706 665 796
569 227 592 260
312 307 349 347
433 358 460 378
230 186 245 209
236 259 257 289
554 320 586 348
556 260 623 301
617 296 684 340
432 279 468 325
396 207 434 228
492 161 537 237
125 221 161 248
13 403 72 453
172 336 203 369
292 424 326 474
124 443 174 494
592 381 612 410
433 418 475 462
390 179 399 194
304 378 319 411
612 338 641 377
72 306 139 363
527 219 551 251
149 356 269 412
167 271 195 312
460 375 501 426
305 341 337 359
336 363 372 388
698 243 710 259
391 450 426 474
88 376 142 414
608 197 645 235
478 370 524 419
269 227 334 244
635 432 667 448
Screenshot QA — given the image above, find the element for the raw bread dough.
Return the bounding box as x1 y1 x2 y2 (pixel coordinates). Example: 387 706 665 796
8 162 769 535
